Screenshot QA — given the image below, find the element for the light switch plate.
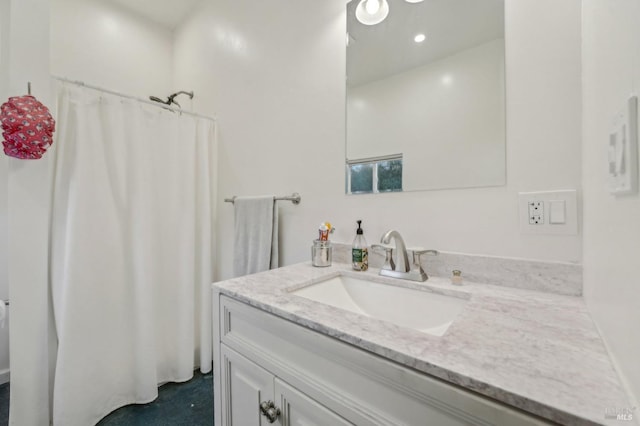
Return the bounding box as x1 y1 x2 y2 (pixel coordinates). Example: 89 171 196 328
518 190 578 235
608 95 638 195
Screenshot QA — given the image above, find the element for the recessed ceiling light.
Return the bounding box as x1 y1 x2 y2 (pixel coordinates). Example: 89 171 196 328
355 0 390 26
414 33 426 43
405 0 424 3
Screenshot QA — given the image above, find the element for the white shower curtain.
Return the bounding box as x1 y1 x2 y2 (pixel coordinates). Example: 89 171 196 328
49 83 216 426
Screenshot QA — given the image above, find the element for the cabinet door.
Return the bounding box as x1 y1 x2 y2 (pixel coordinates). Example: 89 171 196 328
275 378 353 426
222 346 275 426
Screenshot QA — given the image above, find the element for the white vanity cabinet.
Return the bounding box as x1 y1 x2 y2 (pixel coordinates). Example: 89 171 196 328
275 378 354 425
222 345 352 425
213 294 551 426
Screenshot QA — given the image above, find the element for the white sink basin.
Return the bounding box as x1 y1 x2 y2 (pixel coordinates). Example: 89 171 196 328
292 275 468 336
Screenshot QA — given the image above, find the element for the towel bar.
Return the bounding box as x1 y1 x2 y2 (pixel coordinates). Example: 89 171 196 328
224 193 301 205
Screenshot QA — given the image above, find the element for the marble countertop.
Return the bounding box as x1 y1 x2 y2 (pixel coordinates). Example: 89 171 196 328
213 262 632 425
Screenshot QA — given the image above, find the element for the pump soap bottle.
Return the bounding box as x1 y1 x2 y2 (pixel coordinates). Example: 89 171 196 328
352 220 369 271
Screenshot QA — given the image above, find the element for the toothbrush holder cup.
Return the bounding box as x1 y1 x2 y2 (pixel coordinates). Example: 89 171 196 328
311 240 332 267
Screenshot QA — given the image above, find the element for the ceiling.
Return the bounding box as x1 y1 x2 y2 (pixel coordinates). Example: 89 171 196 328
104 0 503 85
347 0 504 87
108 0 203 29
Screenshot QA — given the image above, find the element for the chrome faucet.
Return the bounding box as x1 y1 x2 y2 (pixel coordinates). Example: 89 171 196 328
380 230 410 272
372 230 438 282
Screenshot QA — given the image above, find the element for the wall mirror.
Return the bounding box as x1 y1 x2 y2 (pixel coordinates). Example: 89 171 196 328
346 0 506 194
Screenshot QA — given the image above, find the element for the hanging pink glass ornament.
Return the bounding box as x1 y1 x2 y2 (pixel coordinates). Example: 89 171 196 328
1 95 55 159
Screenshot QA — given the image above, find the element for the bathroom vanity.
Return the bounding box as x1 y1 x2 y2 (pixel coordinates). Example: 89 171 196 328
212 263 631 425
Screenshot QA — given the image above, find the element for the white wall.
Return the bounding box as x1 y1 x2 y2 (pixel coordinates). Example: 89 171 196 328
50 0 174 99
582 0 640 406
5 0 55 423
0 0 10 386
174 0 582 282
347 39 505 191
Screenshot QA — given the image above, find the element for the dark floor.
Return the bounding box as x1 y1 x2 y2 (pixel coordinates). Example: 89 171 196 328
0 382 7 426
98 371 214 426
0 371 213 426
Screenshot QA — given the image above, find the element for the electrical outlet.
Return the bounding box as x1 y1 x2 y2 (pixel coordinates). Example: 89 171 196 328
528 201 544 225
518 190 578 235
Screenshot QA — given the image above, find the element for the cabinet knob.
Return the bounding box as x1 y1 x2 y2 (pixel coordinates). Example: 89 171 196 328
260 400 281 423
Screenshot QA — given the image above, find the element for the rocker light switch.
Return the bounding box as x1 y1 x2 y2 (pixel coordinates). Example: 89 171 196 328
549 200 566 224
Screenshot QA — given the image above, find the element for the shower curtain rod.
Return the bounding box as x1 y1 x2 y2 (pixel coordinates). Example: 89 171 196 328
51 76 216 123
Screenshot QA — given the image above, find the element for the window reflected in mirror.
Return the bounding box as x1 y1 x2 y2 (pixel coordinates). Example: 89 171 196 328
347 155 403 194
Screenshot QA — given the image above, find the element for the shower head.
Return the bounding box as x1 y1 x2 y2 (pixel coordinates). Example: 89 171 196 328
166 91 194 108
149 90 194 109
149 95 168 104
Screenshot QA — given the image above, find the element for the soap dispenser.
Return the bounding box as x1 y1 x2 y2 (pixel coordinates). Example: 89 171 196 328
352 220 369 271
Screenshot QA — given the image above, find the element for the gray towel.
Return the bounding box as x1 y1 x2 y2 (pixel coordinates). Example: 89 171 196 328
233 196 279 277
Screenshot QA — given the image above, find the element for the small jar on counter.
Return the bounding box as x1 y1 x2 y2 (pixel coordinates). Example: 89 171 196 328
451 270 463 285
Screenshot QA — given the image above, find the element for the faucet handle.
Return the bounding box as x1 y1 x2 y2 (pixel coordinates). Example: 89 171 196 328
407 247 440 266
410 248 439 260
408 248 438 279
372 244 395 271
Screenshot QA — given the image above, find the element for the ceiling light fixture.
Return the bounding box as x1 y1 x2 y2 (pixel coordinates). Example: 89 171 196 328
353 0 423 26
414 33 426 43
355 0 390 26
